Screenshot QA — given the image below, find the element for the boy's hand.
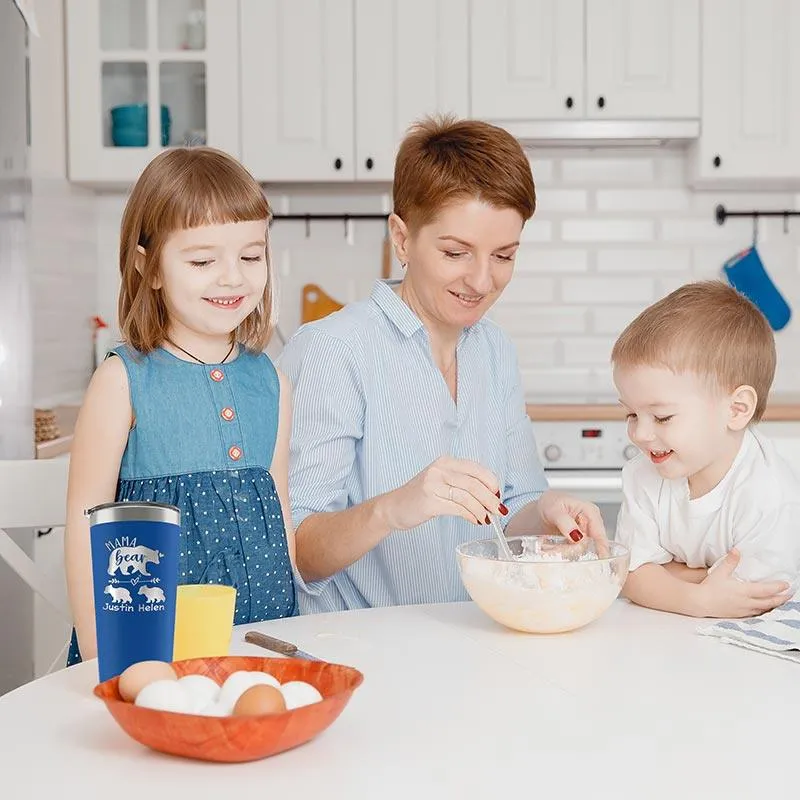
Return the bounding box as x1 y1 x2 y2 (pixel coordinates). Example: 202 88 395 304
696 549 790 618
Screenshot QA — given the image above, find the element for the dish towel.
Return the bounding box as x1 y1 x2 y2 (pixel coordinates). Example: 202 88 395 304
697 594 800 664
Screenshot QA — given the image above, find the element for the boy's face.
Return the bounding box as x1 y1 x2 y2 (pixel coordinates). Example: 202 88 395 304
613 364 744 496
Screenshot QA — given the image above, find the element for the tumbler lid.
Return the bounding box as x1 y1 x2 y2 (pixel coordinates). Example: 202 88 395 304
85 501 180 526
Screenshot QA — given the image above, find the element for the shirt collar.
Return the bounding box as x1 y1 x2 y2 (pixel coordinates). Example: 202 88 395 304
370 279 424 338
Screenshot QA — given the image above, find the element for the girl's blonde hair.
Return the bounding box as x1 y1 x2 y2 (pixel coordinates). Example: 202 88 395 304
118 147 275 353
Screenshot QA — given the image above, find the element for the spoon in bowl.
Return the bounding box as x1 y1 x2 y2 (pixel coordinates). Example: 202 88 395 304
488 513 515 561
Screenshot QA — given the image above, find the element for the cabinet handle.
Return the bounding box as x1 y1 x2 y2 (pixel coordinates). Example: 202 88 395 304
334 158 343 170
565 96 574 109
597 96 605 109
365 157 374 170
713 155 722 168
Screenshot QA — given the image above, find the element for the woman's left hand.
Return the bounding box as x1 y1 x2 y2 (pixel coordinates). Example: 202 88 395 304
536 490 608 544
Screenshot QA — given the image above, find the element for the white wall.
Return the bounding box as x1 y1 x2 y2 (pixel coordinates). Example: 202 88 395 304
93 149 800 401
28 0 98 408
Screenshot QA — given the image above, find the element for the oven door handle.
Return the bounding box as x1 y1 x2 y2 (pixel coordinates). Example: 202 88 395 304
545 474 622 493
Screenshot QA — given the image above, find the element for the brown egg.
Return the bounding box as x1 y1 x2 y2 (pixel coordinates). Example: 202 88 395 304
232 683 287 716
118 660 178 703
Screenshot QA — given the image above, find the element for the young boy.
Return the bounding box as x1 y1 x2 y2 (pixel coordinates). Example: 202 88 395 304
612 280 800 619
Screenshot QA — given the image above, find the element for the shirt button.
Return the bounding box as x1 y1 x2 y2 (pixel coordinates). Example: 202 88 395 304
210 368 225 382
228 445 242 461
221 407 235 421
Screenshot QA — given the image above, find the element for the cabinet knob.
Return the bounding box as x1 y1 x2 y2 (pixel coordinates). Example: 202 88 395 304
565 96 574 109
713 155 722 168
596 96 605 109
365 157 374 170
334 158 343 170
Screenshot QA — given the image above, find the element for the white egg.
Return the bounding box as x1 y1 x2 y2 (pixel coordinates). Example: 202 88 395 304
135 679 193 714
195 701 229 717
280 680 323 710
177 675 221 712
217 670 280 714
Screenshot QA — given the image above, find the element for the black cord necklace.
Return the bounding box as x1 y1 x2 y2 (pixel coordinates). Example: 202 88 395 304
166 338 235 365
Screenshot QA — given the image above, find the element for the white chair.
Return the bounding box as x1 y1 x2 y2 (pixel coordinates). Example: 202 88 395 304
0 458 72 675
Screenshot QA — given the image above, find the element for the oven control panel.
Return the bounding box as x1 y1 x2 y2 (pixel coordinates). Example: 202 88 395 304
533 420 636 470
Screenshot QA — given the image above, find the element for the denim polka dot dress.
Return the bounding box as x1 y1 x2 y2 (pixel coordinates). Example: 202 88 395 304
67 344 296 666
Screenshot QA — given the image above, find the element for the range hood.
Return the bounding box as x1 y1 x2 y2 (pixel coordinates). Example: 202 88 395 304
497 119 700 148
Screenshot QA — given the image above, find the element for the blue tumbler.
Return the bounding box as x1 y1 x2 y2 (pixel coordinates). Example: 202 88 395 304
87 501 181 681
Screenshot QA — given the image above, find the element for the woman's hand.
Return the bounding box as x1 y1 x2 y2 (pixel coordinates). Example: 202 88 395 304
535 490 608 544
380 456 504 531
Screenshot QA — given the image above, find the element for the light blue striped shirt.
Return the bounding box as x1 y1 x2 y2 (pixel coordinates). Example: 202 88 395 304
278 279 547 614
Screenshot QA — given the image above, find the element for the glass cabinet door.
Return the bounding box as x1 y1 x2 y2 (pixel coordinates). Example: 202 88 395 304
67 0 237 182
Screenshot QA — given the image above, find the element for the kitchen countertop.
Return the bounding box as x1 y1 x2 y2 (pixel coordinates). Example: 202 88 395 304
527 394 800 422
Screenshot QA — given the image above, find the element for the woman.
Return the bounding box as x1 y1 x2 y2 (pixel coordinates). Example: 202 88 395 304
278 115 606 614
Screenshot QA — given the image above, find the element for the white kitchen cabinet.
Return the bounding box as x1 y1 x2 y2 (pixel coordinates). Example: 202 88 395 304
240 0 469 182
585 0 699 120
470 0 584 122
354 0 469 181
65 0 240 184
470 0 699 125
240 0 354 182
689 0 800 187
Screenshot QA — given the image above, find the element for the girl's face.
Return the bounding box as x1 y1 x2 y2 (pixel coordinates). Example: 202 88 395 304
391 198 523 333
154 220 268 345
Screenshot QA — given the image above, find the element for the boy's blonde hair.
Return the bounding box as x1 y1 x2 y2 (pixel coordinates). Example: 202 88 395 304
611 281 776 422
118 146 274 353
393 114 536 233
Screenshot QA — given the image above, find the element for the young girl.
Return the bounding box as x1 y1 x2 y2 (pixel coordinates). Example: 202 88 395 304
64 147 296 664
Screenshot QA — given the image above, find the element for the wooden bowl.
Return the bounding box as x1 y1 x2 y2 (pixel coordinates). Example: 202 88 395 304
94 655 364 763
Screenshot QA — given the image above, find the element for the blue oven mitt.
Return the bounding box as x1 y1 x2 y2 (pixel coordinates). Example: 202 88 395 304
722 246 791 331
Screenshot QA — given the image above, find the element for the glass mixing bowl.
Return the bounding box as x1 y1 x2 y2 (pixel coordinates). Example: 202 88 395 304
456 535 630 634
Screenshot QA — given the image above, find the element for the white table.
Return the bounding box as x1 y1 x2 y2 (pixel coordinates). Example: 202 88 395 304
0 600 794 799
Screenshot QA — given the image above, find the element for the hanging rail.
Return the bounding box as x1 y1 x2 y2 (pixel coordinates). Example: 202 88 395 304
715 204 800 227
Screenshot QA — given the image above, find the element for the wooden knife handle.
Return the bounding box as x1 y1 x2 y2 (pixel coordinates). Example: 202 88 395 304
244 630 298 655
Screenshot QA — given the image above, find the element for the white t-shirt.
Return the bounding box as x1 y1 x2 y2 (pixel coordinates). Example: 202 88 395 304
615 427 800 585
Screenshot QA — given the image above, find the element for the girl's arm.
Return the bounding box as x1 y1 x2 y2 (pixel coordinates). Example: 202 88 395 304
270 368 296 567
64 356 132 660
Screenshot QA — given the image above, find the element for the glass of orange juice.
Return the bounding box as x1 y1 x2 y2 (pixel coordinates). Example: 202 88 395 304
173 584 236 661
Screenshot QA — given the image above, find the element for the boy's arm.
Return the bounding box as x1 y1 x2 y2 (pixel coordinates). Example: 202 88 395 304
662 561 708 584
624 551 790 618
622 564 704 615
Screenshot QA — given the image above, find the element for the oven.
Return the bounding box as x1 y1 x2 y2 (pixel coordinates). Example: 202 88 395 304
534 419 632 539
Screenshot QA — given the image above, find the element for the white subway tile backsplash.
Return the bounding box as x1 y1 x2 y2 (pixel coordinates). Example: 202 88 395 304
490 306 588 337
595 189 690 212
528 158 554 185
660 218 754 244
562 337 617 367
561 157 655 184
519 219 554 242
515 248 589 273
74 148 800 405
596 248 691 273
513 338 560 367
591 306 641 335
493 276 556 304
535 189 589 213
561 277 654 304
562 219 655 243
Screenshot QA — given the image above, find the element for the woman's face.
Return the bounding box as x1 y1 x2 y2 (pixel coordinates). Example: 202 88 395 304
392 197 524 330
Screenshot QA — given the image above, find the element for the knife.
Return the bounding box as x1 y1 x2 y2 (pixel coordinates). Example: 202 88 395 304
244 630 321 661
